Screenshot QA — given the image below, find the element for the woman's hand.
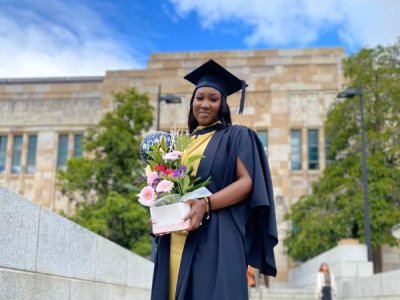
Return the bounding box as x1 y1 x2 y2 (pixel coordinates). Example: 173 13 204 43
183 199 206 231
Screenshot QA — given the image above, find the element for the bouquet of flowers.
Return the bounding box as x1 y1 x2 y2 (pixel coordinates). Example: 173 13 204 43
127 131 211 234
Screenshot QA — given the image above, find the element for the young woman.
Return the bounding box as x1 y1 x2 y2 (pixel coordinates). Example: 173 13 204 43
315 263 337 300
151 59 278 300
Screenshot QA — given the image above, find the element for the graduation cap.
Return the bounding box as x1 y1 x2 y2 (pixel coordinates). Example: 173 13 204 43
184 59 248 114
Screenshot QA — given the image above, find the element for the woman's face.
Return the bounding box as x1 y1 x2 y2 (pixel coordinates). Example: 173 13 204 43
321 264 329 272
192 86 221 126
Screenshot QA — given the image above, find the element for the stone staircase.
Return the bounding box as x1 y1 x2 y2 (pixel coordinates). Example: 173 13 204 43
249 287 314 300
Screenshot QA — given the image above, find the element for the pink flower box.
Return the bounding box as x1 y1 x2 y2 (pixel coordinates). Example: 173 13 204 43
150 202 191 235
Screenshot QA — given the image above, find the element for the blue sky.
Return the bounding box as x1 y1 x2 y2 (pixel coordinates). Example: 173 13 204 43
0 0 399 77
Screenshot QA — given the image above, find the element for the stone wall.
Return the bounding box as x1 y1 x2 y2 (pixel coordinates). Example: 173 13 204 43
0 78 104 212
341 269 400 300
0 187 154 300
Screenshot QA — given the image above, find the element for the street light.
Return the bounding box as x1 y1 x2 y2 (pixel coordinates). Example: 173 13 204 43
157 85 182 130
338 82 373 262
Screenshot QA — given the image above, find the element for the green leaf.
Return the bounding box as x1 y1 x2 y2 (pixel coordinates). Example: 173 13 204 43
182 175 190 193
187 154 205 166
160 136 167 152
187 176 211 192
124 183 140 193
174 134 190 151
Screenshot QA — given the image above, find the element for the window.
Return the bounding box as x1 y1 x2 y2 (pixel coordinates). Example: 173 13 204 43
256 130 268 154
57 134 69 170
11 135 23 173
73 134 83 157
308 129 319 169
291 130 302 170
0 135 7 173
27 135 38 173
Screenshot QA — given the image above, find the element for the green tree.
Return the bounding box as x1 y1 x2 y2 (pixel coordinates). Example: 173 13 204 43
58 88 153 256
284 39 400 262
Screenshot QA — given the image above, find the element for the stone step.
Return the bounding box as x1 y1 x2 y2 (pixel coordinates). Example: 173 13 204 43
250 295 314 300
249 287 314 300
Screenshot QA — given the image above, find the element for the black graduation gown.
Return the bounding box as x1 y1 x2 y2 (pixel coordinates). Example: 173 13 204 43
151 125 278 300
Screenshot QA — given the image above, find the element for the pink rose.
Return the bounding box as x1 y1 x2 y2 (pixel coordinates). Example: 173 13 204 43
156 179 174 193
138 186 156 206
147 171 159 185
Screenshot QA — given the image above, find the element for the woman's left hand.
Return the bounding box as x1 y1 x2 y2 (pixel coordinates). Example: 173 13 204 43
183 199 206 231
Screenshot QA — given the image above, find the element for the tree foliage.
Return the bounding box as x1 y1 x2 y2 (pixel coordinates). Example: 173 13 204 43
58 88 154 256
284 39 400 261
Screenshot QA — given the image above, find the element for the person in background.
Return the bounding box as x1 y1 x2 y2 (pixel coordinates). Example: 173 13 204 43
315 263 337 300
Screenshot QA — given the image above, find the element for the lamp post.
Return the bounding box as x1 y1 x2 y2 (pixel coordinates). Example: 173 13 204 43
157 85 182 130
338 82 373 262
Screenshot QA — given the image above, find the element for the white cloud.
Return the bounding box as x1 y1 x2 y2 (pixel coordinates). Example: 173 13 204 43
169 0 400 49
337 0 400 50
0 1 142 78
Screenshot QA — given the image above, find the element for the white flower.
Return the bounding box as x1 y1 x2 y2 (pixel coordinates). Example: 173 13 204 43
162 151 183 161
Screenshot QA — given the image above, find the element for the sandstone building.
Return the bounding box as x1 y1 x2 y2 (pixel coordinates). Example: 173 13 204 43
3 47 396 280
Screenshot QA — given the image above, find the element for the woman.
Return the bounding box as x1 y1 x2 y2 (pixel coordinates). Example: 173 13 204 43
315 263 337 300
151 59 278 300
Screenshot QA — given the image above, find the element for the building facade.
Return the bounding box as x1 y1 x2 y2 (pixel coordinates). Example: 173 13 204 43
1 48 350 280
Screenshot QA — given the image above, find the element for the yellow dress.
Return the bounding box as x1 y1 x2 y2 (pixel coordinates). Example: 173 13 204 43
168 128 216 300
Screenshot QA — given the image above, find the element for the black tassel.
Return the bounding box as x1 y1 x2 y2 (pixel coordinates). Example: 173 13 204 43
239 80 247 114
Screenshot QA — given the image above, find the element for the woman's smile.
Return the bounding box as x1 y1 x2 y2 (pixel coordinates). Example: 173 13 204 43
193 86 221 126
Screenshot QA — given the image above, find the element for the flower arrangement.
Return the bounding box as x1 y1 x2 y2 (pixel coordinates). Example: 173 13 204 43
126 130 211 204
125 131 211 234
136 132 210 207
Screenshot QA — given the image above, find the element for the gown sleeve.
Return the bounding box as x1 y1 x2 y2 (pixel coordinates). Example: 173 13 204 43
232 125 278 276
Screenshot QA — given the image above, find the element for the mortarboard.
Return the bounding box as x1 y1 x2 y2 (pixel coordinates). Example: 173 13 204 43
184 59 248 114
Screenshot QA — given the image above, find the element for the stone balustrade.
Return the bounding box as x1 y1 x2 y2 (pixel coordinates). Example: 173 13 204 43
0 187 154 300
